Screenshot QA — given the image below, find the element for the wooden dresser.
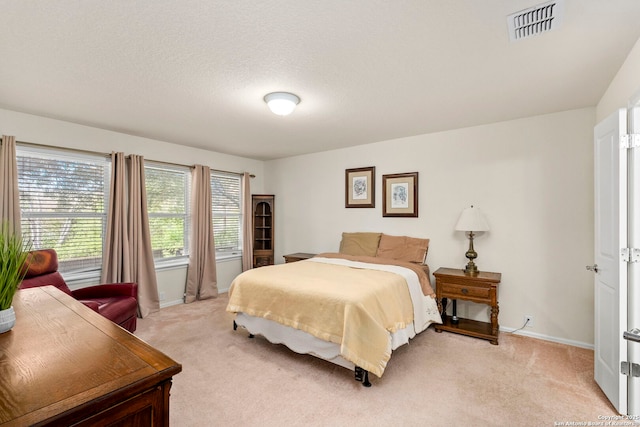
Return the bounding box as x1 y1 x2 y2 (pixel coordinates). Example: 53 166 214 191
0 286 182 426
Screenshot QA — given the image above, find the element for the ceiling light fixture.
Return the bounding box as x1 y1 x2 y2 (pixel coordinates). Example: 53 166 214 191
264 92 300 116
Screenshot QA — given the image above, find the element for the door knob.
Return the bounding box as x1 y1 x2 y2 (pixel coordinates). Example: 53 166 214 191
586 264 599 273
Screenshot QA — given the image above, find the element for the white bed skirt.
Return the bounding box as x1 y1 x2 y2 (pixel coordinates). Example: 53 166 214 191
235 312 423 371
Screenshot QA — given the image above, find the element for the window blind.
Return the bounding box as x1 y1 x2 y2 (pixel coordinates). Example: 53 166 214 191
145 163 190 261
17 147 110 273
211 173 242 253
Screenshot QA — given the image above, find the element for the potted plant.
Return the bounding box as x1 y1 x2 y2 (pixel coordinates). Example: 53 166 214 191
0 223 31 334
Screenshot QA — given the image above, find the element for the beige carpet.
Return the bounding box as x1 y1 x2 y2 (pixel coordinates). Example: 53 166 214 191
135 294 617 426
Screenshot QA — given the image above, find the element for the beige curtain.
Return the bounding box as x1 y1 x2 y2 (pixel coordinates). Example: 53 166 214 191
101 152 132 283
127 155 159 317
102 153 159 317
0 135 22 235
241 172 253 271
185 165 218 303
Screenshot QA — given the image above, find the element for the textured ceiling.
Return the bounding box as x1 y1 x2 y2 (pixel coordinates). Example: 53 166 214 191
1 1 640 160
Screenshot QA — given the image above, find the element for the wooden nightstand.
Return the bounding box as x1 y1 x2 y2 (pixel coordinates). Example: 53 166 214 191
283 252 316 263
433 267 502 345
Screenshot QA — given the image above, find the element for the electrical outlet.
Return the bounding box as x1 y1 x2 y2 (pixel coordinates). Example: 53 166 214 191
160 292 166 301
524 315 534 327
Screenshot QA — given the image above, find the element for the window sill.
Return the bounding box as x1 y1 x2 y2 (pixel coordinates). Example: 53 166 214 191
62 252 242 283
64 270 102 286
216 252 242 262
154 253 241 270
155 258 190 271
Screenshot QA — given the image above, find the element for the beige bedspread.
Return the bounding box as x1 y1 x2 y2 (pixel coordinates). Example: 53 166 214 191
316 252 434 296
226 255 425 377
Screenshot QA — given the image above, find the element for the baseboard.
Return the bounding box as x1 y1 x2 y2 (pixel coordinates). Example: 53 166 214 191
158 290 230 309
160 298 184 309
500 326 594 350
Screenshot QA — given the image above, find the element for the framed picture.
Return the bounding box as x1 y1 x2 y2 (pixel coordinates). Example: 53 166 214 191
382 172 418 217
345 166 375 208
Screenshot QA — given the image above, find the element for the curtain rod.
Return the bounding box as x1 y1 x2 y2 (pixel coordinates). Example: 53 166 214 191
138 157 256 178
15 140 255 178
17 139 111 159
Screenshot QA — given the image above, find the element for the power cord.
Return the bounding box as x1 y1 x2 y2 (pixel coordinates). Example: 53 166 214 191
509 318 530 334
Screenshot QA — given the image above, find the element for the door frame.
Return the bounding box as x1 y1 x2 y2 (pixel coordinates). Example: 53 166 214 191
626 93 640 416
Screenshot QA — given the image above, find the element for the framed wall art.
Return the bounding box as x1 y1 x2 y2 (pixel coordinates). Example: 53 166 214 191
382 172 418 217
345 166 375 208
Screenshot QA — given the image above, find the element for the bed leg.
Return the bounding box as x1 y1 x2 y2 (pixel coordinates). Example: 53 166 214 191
233 320 254 338
362 370 371 387
354 366 372 387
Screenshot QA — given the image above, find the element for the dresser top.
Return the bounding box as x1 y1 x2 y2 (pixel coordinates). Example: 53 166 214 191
0 286 181 425
433 267 501 283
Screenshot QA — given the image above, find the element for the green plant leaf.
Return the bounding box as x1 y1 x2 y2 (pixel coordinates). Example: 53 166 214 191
0 222 32 310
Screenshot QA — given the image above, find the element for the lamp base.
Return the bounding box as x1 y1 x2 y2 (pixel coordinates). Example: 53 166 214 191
463 231 480 276
463 261 479 276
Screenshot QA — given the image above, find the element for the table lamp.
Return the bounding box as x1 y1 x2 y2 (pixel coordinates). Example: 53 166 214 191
455 205 490 276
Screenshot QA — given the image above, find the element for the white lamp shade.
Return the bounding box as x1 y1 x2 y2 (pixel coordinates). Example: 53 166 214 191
455 205 490 232
264 92 300 116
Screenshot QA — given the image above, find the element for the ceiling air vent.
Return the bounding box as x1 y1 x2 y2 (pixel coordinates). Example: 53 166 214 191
507 0 564 41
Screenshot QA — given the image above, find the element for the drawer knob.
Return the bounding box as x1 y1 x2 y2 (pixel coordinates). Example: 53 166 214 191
461 288 469 295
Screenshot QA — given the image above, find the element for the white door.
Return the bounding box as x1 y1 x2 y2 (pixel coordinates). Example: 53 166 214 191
594 108 628 414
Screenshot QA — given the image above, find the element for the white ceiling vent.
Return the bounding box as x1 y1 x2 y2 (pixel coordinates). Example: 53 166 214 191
507 0 564 41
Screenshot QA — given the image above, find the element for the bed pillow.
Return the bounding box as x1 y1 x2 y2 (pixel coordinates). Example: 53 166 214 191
339 232 382 257
376 234 429 264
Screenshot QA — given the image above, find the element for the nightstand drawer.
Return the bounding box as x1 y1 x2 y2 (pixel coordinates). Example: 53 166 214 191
440 282 490 300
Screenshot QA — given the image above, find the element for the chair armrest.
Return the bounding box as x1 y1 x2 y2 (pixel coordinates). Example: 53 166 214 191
72 283 138 300
80 300 101 312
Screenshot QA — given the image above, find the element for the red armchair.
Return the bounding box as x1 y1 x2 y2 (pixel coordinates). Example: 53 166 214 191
19 249 139 332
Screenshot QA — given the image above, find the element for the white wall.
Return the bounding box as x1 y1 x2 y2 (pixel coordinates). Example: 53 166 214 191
0 108 264 304
266 107 596 346
597 36 640 121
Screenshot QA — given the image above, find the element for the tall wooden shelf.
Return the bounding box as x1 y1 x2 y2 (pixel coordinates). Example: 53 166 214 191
252 194 274 267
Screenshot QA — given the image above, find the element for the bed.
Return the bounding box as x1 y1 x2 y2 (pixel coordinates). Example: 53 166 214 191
226 232 442 386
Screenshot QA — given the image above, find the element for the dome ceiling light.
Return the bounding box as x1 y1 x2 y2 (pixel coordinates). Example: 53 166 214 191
264 92 300 116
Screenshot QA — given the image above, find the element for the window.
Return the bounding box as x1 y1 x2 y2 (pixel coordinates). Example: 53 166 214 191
145 162 190 263
211 172 242 257
17 146 110 274
17 147 240 272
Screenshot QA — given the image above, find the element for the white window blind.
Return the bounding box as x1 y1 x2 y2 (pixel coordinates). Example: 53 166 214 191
17 146 110 274
211 173 242 255
145 162 190 263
